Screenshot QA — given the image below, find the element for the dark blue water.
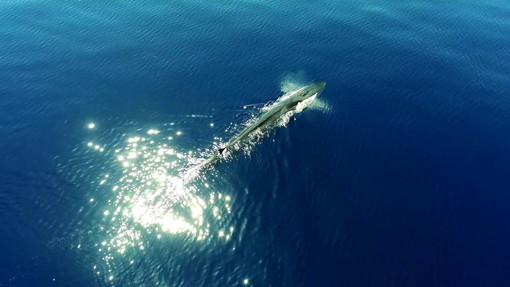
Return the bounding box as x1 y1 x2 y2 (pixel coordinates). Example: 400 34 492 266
2 1 510 286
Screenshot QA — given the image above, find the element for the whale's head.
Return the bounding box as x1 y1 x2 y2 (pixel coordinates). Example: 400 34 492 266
294 81 326 102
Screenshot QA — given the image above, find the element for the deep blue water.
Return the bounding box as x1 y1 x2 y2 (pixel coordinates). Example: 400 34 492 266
2 1 510 286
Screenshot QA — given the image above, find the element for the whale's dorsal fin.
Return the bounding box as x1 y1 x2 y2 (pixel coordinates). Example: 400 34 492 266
218 147 225 154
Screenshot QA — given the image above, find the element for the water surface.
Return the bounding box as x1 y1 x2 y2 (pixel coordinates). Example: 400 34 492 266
1 1 510 286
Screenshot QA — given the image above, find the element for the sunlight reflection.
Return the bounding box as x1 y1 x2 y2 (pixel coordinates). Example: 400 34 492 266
86 126 234 282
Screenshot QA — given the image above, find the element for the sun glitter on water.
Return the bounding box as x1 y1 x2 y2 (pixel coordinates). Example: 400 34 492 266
85 126 234 282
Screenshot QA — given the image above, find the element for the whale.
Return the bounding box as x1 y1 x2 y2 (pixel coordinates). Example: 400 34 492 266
193 81 326 172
